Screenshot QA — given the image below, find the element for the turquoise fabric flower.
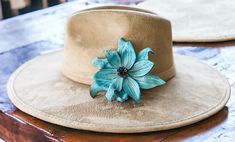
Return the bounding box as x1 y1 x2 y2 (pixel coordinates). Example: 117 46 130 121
90 38 166 102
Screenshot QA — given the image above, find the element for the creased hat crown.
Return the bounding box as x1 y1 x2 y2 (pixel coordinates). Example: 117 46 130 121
63 6 175 85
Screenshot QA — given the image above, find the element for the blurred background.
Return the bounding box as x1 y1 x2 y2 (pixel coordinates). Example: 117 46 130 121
0 0 143 19
0 0 68 19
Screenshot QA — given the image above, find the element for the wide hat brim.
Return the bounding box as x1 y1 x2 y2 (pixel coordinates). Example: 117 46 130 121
137 0 235 42
7 50 230 133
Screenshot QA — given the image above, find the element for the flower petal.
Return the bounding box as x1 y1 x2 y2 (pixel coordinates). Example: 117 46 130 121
91 57 113 69
133 73 166 89
93 69 117 82
136 48 153 61
116 90 128 102
113 76 123 91
90 82 107 98
129 60 154 77
96 80 112 89
123 77 140 102
93 69 117 88
104 50 121 68
118 39 136 69
105 85 115 101
117 37 127 53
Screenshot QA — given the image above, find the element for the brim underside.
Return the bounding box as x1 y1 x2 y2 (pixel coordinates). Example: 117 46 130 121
7 50 230 133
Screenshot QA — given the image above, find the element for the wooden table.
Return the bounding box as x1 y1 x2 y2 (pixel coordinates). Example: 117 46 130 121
0 1 235 142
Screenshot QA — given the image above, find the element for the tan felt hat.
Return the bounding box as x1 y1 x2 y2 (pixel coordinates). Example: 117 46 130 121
137 0 235 42
7 6 230 133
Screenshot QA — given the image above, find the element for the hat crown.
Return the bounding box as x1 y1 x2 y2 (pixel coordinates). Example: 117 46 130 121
63 6 175 85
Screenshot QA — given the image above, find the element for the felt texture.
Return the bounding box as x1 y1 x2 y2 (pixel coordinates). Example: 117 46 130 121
7 51 230 133
137 0 235 42
63 7 175 85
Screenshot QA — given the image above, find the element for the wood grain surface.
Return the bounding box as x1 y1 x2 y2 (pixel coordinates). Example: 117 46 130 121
0 1 234 142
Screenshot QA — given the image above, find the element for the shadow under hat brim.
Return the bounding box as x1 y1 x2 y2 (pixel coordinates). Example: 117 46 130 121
7 50 230 133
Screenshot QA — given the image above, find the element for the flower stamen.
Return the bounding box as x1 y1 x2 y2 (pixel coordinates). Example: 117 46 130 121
117 67 128 78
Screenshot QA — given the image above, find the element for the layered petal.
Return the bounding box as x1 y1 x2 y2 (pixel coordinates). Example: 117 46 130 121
113 76 123 91
90 82 107 98
136 48 153 61
93 69 117 88
129 60 154 77
123 77 140 102
118 38 136 69
104 50 121 68
91 57 113 69
117 38 127 53
95 80 112 89
105 84 115 101
116 90 128 102
133 73 166 89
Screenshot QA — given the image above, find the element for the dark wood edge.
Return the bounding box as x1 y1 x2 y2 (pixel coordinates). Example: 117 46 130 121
0 111 62 142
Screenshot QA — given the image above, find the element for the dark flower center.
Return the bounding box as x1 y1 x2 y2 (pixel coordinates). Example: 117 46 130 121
117 67 128 78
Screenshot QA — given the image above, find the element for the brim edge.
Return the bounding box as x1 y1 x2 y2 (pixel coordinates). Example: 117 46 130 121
6 51 231 133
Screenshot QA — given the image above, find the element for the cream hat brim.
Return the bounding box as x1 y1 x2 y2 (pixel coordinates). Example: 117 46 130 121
7 50 230 133
137 0 235 42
